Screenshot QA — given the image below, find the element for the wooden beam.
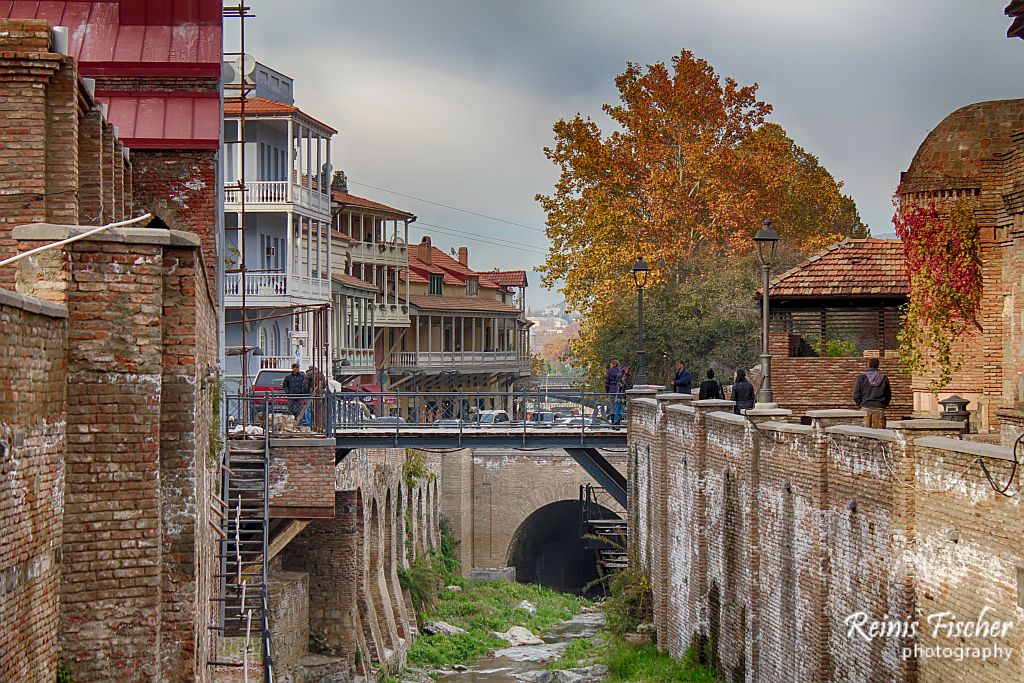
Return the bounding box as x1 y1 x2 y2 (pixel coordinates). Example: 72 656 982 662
267 520 310 562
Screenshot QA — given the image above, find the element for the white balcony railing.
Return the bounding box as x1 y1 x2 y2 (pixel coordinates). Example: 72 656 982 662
390 350 520 369
224 271 331 302
334 348 376 372
372 302 410 327
254 355 309 371
224 180 330 216
350 241 408 266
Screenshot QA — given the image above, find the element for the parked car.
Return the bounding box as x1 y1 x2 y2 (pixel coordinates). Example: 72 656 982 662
434 418 464 428
469 410 511 426
559 416 606 427
373 415 406 426
529 411 559 427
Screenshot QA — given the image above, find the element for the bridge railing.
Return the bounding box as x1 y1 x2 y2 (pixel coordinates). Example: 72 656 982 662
327 389 628 431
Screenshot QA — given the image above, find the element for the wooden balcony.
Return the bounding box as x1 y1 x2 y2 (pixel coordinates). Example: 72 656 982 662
224 180 331 217
224 270 332 307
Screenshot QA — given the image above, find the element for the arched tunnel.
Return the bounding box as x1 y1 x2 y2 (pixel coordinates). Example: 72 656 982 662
506 499 622 596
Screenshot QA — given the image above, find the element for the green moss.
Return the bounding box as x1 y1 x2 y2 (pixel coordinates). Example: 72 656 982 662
56 661 74 683
546 635 599 670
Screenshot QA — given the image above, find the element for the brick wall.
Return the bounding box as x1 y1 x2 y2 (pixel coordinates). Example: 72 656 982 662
630 397 1023 681
269 439 337 518
268 563 310 681
0 290 67 683
12 225 219 682
768 334 913 418
280 447 441 679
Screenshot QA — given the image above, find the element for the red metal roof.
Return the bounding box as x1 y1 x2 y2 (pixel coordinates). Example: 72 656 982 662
0 1 222 76
97 91 220 149
767 238 908 299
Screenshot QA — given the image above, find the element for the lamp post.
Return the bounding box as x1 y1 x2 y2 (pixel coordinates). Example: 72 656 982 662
754 219 780 406
631 257 650 385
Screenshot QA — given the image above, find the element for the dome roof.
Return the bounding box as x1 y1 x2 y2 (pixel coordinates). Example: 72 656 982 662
899 99 1024 195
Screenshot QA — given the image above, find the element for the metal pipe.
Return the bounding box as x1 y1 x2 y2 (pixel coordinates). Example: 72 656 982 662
758 262 774 405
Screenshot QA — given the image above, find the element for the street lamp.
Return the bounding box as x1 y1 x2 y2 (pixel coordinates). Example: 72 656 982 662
754 219 780 406
631 256 650 385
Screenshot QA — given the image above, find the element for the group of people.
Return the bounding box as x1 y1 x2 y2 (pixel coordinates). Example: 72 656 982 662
603 360 634 425
282 362 326 425
610 357 891 426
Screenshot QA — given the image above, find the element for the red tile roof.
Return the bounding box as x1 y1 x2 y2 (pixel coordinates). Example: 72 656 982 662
332 273 378 293
97 92 220 149
224 97 337 135
487 270 528 287
408 295 523 315
333 191 415 219
768 238 908 299
1 1 222 76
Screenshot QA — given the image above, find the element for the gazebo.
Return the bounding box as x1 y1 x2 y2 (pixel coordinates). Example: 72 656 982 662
761 238 913 417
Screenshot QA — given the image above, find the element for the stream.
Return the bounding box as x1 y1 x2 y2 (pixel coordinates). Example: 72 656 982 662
436 610 607 682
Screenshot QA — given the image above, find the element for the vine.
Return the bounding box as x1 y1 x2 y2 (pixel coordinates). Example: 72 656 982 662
893 198 982 389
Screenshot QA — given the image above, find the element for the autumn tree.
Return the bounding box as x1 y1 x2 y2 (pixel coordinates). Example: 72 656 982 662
537 50 866 375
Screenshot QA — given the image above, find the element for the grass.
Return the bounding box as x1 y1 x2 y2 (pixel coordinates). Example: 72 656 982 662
604 641 715 682
545 634 600 670
406 577 588 669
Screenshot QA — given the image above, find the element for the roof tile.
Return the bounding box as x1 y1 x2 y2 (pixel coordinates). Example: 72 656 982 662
768 238 908 299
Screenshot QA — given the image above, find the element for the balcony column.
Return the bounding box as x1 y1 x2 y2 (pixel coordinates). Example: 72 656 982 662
459 316 464 355
287 118 294 202
315 131 322 194
427 315 432 354
415 315 420 363
286 213 294 295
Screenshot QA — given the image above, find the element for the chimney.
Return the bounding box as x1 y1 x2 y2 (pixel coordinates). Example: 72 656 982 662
418 236 432 265
458 246 468 266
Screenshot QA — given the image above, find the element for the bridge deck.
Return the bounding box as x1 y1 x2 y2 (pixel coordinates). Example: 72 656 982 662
332 426 628 449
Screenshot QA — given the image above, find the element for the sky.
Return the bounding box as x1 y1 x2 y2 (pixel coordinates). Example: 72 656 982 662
234 1 1022 308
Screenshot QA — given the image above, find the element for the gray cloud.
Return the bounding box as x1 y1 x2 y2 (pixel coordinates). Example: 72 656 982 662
236 1 1023 306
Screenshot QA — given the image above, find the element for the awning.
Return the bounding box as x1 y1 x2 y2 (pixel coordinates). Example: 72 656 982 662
97 92 221 149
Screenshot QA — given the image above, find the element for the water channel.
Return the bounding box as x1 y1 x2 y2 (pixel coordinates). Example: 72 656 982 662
437 610 607 682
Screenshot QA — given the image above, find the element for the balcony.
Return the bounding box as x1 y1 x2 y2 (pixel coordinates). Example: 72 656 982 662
224 180 331 217
224 270 332 307
389 350 528 372
333 348 376 377
350 241 408 267
373 302 410 328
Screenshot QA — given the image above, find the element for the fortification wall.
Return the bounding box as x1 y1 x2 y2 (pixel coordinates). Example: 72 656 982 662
630 397 1023 682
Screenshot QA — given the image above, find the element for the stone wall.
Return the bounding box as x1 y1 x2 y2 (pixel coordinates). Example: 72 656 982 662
629 397 1024 682
0 290 68 683
278 447 442 681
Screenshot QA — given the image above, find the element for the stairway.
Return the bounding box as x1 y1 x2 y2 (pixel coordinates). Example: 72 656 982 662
580 485 629 577
208 428 275 682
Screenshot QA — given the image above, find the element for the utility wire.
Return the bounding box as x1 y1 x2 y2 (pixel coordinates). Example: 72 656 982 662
412 221 549 256
349 180 548 234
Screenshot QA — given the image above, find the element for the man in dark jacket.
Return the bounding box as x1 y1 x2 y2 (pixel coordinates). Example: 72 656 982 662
672 360 692 394
731 369 756 414
605 360 622 420
853 358 892 428
282 362 307 419
698 369 724 400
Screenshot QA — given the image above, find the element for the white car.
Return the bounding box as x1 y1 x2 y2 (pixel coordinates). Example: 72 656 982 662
469 410 511 426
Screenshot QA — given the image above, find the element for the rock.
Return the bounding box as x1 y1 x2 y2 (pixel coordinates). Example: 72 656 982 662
636 622 656 634
516 599 538 614
623 631 653 645
451 664 468 672
445 584 463 592
514 666 607 683
489 625 545 646
422 620 467 636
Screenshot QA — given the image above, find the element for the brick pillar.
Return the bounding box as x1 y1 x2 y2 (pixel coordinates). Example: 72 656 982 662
807 409 862 682
113 139 125 221
44 57 79 225
0 19 62 288
101 122 115 224
625 386 659 570
77 106 105 225
652 392 692 651
887 419 965 682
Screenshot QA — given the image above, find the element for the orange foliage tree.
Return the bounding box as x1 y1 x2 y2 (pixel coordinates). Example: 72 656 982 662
537 50 866 373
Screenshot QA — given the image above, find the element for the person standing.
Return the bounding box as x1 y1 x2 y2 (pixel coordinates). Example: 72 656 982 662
853 358 892 428
604 360 622 420
731 369 755 414
672 360 692 395
282 362 307 421
698 369 724 400
613 366 633 425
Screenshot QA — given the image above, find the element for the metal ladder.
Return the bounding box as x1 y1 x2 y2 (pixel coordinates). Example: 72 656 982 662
580 484 629 576
208 399 274 682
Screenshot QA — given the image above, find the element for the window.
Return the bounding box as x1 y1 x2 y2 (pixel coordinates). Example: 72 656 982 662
466 276 479 296
429 274 443 296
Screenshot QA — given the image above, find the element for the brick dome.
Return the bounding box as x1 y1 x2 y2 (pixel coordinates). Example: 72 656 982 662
899 99 1024 195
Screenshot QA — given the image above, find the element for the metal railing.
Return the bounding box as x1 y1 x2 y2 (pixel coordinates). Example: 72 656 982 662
225 180 289 204
389 350 520 368
226 391 331 437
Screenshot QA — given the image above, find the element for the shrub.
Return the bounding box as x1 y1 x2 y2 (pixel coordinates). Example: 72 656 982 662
605 569 652 636
398 554 441 624
56 661 73 683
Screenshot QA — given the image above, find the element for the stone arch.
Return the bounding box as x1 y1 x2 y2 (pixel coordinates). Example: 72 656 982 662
368 496 398 650
383 487 410 639
355 489 384 665
429 478 440 550
506 498 621 595
416 485 426 557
